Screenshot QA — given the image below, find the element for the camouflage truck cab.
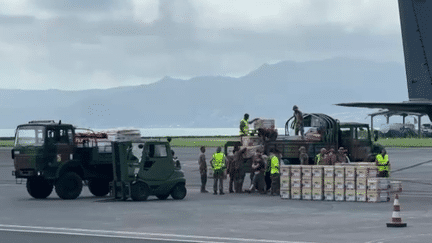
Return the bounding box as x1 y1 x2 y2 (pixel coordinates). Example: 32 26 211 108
111 141 186 201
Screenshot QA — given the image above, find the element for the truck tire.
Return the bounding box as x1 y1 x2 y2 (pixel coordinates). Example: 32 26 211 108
88 179 110 197
26 177 53 199
131 181 150 201
55 172 83 200
171 184 187 200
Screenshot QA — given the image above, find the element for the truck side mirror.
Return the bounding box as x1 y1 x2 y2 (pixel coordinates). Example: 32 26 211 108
374 130 379 142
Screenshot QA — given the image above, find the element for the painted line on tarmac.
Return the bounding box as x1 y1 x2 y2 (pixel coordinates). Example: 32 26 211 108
0 224 312 243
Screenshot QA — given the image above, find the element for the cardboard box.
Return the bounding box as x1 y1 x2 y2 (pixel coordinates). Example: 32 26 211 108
253 118 275 130
356 189 367 202
324 166 335 178
302 179 312 189
335 178 345 190
291 178 302 189
312 189 323 200
280 166 290 177
291 165 302 178
345 179 356 190
367 166 378 178
345 166 356 179
302 189 312 200
302 165 312 179
312 166 324 177
356 168 368 179
335 166 345 178
280 189 290 199
367 178 390 191
390 181 402 193
324 178 334 191
335 190 345 201
312 178 323 189
356 178 367 190
324 191 334 201
241 136 262 146
345 189 356 201
291 188 302 200
280 178 290 189
367 191 390 203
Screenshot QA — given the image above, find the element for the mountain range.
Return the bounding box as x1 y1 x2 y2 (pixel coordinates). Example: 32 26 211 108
0 58 409 129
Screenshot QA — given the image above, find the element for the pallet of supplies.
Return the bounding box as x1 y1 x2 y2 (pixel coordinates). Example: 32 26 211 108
367 178 390 191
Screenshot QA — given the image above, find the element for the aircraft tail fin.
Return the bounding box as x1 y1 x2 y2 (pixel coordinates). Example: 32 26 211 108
398 0 432 101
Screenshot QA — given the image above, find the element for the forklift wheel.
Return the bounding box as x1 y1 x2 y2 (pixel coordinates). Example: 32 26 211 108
131 181 150 201
171 184 187 200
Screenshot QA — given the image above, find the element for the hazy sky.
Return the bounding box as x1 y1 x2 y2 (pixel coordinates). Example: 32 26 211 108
0 0 404 90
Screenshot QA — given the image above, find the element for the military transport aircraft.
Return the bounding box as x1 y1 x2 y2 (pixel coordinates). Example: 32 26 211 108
337 0 432 120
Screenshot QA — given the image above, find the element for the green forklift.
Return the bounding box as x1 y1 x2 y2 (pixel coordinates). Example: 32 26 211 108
111 140 187 201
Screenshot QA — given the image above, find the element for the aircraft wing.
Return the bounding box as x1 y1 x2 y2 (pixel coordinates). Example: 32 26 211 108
336 102 432 119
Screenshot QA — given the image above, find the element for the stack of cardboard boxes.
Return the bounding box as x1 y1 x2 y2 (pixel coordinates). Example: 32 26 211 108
324 166 335 200
279 163 398 203
367 178 391 202
280 165 290 199
302 165 312 200
291 165 302 199
334 166 345 201
312 166 324 200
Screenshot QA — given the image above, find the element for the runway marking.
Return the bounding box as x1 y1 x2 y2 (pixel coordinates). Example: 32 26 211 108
0 224 313 243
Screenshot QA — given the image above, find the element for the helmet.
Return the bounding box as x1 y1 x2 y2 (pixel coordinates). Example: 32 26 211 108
293 105 298 110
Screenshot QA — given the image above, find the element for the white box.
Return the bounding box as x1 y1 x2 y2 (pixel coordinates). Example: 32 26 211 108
280 190 290 199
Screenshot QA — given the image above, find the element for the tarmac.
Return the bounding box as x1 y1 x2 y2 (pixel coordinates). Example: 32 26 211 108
0 146 431 243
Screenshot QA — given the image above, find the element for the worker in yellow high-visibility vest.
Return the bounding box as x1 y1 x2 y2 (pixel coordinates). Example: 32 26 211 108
240 113 259 136
210 147 227 195
269 149 281 196
375 149 390 177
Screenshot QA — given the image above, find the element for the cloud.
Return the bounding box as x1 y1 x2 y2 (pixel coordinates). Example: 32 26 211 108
0 0 406 90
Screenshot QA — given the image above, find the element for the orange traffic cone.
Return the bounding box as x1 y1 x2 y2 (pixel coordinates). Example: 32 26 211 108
386 194 407 227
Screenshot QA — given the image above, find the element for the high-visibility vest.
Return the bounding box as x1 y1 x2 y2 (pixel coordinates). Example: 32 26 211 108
376 154 389 172
315 154 323 165
240 119 249 135
270 156 279 174
212 152 226 171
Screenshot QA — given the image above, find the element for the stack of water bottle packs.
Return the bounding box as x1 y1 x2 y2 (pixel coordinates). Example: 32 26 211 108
280 163 402 202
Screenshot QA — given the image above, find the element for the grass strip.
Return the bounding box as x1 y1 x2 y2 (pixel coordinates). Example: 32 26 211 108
377 138 432 147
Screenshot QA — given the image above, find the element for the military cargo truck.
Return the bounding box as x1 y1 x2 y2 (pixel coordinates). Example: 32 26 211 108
12 120 114 199
111 141 186 201
225 113 383 167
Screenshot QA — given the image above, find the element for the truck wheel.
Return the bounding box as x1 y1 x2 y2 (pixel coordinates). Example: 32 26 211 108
131 182 150 201
88 179 110 197
55 172 83 200
156 194 169 200
171 184 187 200
26 177 53 199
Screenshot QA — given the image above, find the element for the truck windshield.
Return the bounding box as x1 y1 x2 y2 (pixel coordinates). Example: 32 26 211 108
15 126 45 146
